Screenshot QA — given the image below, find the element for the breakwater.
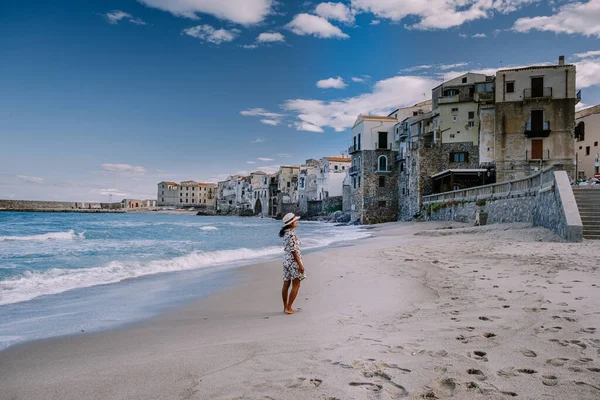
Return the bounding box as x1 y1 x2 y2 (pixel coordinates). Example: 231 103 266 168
0 200 126 213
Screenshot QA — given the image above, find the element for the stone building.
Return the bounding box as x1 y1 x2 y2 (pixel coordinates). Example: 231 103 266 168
349 115 399 224
493 56 578 181
122 199 157 209
248 171 269 217
157 181 216 208
275 166 300 218
299 159 322 215
574 104 600 179
216 175 251 214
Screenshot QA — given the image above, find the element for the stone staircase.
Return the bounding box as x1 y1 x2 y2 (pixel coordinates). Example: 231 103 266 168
572 187 600 240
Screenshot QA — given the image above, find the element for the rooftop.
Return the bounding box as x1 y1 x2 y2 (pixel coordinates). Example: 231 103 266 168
576 104 600 120
324 156 351 162
497 64 574 73
353 115 397 127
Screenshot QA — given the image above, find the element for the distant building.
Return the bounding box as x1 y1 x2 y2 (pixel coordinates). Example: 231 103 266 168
122 199 157 209
157 181 216 208
249 171 269 217
493 56 578 181
575 104 600 179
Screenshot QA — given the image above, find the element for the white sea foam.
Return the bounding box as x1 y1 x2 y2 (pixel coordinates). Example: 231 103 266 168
200 226 218 231
0 246 282 305
0 230 85 242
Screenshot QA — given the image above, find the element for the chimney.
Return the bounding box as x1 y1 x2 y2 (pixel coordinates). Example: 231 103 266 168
559 55 565 66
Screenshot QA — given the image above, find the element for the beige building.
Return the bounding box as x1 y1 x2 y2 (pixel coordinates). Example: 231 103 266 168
157 181 216 208
493 56 578 181
575 104 600 179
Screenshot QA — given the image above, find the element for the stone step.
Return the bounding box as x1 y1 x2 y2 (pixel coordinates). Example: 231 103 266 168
573 195 600 199
581 219 600 226
576 206 600 212
583 235 600 240
583 228 600 235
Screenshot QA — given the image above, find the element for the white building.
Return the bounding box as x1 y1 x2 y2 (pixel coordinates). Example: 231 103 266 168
157 181 216 208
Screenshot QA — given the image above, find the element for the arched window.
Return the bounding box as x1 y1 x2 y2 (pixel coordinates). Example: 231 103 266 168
378 156 388 172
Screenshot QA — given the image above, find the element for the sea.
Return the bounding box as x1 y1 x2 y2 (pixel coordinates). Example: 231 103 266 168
0 212 369 350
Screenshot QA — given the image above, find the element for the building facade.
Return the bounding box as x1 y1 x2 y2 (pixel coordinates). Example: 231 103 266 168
575 104 600 179
157 181 216 208
493 57 578 181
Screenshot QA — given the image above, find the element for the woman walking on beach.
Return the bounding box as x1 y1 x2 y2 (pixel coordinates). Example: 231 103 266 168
280 213 305 314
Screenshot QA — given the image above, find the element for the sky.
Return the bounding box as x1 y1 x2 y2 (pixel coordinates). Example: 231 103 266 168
1 0 600 202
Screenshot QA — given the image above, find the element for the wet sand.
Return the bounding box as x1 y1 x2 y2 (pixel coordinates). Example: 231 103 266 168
1 221 599 399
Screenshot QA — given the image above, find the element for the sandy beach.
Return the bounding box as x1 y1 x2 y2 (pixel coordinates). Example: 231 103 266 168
1 221 599 400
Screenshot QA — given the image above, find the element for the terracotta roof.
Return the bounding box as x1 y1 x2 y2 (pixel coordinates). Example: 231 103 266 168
361 115 397 121
576 104 600 119
325 156 351 162
161 181 178 186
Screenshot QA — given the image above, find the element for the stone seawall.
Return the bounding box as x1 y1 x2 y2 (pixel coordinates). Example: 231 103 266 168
424 171 582 242
0 200 125 213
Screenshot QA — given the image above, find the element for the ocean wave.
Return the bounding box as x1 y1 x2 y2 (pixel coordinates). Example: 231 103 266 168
0 246 282 305
0 230 85 242
200 226 218 231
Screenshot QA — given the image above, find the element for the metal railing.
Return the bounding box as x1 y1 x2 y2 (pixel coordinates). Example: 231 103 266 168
348 145 360 154
422 166 555 205
438 94 460 104
526 120 550 132
524 87 552 99
349 166 360 174
375 142 393 150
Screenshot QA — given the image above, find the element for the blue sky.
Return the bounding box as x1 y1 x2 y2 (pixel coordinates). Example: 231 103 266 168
1 0 600 201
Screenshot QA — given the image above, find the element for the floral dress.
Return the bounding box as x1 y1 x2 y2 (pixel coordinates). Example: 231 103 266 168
283 230 302 281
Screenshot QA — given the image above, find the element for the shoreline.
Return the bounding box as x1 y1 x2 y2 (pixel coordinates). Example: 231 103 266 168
1 222 599 399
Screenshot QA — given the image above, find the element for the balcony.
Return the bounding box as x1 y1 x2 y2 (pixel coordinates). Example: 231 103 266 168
523 87 552 99
349 166 360 175
438 94 460 104
525 120 551 138
375 142 393 151
348 145 360 154
475 91 494 103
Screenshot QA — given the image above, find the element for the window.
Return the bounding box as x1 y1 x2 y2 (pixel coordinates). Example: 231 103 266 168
180 199 183 203
358 176 361 187
162 198 164 202
468 111 475 119
462 77 467 84
378 155 388 171
530 110 544 132
468 121 475 127
358 133 361 150
378 131 388 149
162 191 164 195
287 182 291 188
450 152 469 163
506 81 515 93
451 108 458 113
378 201 386 208
379 176 385 187
342 166 345 170
334 165 338 170
575 121 585 141
452 116 457 122
449 134 456 139
595 142 598 147
180 193 182 196
586 146 591 156
444 89 459 96
579 146 583 150
353 177 356 189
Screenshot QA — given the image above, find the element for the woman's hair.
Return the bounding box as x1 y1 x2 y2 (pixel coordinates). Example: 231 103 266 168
279 225 290 238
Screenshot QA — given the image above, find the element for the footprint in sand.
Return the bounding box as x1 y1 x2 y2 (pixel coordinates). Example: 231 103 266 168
542 375 559 386
348 382 383 392
467 369 487 381
580 327 597 334
479 316 491 321
520 349 537 358
470 351 488 361
517 368 537 375
546 358 570 367
482 332 496 338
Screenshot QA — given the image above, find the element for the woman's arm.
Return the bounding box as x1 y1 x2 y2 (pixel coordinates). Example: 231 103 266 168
292 251 304 274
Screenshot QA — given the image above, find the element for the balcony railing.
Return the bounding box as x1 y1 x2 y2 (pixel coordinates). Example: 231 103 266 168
523 87 552 99
348 145 360 154
375 142 393 150
438 94 460 104
525 120 551 138
349 166 360 175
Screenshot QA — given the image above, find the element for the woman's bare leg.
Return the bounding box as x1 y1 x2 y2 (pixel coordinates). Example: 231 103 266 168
285 278 301 314
282 280 291 312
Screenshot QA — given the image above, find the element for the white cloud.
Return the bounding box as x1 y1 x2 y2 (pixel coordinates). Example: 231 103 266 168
277 153 292 158
296 122 325 133
472 33 487 38
513 0 600 38
137 0 274 25
574 50 600 59
247 161 257 164
575 58 600 88
459 33 468 38
242 44 259 49
351 0 540 30
261 119 280 126
317 76 347 89
285 75 436 132
370 19 381 25
402 64 433 72
251 137 265 144
439 62 469 70
240 108 283 119
101 163 147 175
286 13 349 39
351 77 365 82
257 32 286 43
182 25 240 44
257 157 274 161
105 10 146 25
576 102 589 111
17 175 44 184
315 2 355 23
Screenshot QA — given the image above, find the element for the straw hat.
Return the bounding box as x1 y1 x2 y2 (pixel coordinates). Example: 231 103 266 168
282 213 301 227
